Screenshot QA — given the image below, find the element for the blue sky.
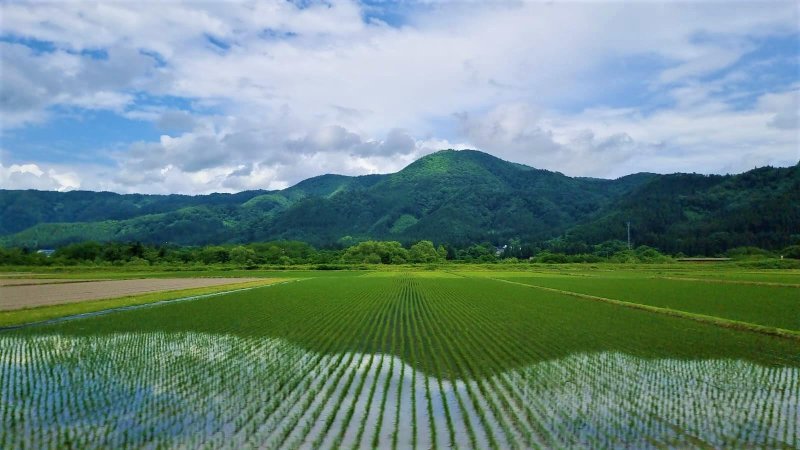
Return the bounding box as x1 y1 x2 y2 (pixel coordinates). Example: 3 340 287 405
1 0 798 194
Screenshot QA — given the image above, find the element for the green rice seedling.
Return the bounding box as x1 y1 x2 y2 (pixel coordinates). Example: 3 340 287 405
1 271 798 448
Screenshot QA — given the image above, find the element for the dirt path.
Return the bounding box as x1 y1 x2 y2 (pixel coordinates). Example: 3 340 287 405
0 278 265 310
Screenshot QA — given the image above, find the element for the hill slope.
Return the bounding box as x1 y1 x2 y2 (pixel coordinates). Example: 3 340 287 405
1 150 797 253
568 164 800 255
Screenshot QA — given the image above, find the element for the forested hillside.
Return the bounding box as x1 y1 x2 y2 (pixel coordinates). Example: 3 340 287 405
1 150 797 254
567 164 800 255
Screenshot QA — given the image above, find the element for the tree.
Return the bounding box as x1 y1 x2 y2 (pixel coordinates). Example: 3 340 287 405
342 241 408 264
364 253 382 264
409 240 439 263
200 246 230 264
436 245 448 261
230 246 257 266
54 241 103 262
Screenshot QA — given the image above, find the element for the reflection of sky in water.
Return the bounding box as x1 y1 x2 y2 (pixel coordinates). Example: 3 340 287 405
1 333 797 449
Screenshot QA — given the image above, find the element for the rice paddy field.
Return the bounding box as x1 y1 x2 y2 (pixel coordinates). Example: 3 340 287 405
1 267 798 449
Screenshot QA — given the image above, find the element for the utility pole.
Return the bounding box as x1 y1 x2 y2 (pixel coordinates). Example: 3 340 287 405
626 221 631 250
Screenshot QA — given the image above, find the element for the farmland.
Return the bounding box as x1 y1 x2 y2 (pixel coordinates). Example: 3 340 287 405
491 273 800 331
1 269 798 448
0 277 268 310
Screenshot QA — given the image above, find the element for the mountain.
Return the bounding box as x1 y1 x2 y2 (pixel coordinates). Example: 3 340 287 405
1 150 797 254
567 164 800 255
259 150 656 245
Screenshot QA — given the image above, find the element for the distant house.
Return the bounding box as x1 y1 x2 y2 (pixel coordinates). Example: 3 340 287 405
494 245 507 257
36 249 56 257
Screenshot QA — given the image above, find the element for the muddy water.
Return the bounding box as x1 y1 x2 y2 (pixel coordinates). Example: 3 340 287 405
1 333 798 449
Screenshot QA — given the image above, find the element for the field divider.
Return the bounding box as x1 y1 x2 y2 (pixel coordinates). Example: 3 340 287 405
0 279 306 332
656 276 800 288
487 277 800 341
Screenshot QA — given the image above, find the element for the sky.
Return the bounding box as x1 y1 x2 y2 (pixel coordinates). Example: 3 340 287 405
0 0 798 194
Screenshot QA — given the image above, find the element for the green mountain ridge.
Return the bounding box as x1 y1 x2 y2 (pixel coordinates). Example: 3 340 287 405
1 150 797 254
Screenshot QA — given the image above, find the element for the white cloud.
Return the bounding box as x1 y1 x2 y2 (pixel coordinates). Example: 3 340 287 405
87 122 464 194
457 103 646 177
0 163 80 191
760 88 800 130
1 0 798 192
457 85 799 178
0 42 159 128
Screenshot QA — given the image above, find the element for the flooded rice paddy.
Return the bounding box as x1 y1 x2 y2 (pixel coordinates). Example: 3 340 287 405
1 332 797 449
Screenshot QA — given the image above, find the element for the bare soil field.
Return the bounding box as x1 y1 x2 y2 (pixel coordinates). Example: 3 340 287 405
0 279 100 287
0 278 264 310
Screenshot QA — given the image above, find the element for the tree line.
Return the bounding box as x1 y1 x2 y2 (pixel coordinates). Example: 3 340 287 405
2 239 799 267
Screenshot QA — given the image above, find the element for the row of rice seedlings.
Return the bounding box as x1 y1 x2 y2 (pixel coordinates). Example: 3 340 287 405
353 280 403 449
257 284 377 448
423 281 531 449
399 278 432 450
358 283 407 448
329 307 389 448
310 281 401 448
210 320 321 445
227 284 357 443
368 279 403 449
398 278 419 449
268 293 376 447
404 277 442 450
560 352 653 446
523 352 630 447
368 278 401 449
186 336 310 449
412 279 479 450
413 279 508 449
284 286 389 449
309 287 397 449
210 286 352 446
426 281 540 439
0 279 375 448
0 332 310 448
2 274 798 448
405 277 459 449
438 280 800 446
421 311 496 450
390 327 406 450
460 278 680 446
352 353 386 449
427 280 573 448
510 352 799 448
179 336 305 447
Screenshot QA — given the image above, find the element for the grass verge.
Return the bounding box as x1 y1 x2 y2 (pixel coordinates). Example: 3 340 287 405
0 278 286 328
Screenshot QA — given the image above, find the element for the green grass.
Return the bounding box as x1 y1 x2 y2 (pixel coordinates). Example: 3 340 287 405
0 278 286 328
